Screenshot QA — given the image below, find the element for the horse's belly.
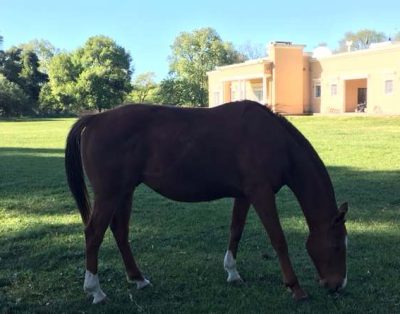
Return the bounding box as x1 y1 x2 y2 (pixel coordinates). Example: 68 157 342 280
143 177 243 202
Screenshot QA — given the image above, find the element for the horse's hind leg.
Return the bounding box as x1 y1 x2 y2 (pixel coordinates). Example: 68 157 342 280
250 187 307 301
83 194 118 303
224 197 250 283
110 192 150 290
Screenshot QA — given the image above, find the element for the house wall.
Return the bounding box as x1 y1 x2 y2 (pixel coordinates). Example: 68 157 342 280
310 62 322 113
311 44 400 114
269 43 305 114
208 61 268 107
303 55 311 112
208 41 400 114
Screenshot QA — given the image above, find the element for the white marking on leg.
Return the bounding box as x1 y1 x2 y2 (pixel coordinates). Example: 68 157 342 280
341 275 347 289
341 235 348 290
224 250 242 282
126 275 151 289
84 270 107 304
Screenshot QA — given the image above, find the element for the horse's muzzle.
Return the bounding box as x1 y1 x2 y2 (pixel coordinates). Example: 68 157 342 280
318 276 347 292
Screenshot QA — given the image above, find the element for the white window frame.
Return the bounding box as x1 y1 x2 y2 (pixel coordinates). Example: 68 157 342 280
254 89 263 103
384 79 393 95
331 84 338 96
213 91 220 106
231 88 237 101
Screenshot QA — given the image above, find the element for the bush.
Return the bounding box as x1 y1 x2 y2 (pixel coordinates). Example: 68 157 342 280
0 74 30 116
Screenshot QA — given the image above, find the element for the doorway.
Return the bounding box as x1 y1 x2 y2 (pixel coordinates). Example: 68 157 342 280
344 79 367 112
358 88 367 104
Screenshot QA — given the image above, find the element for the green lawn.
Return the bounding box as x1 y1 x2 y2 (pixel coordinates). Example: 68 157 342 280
0 115 399 313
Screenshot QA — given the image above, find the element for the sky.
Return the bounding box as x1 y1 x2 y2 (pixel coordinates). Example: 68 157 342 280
1 0 399 81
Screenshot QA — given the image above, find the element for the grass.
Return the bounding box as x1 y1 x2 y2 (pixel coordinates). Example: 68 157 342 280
0 114 399 313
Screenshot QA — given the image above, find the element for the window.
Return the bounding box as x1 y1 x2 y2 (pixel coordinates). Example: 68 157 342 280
231 89 237 101
254 90 263 103
385 80 393 94
213 92 220 106
331 84 337 96
315 85 321 98
230 83 238 101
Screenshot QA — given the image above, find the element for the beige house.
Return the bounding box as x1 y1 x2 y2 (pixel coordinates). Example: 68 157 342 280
207 41 400 114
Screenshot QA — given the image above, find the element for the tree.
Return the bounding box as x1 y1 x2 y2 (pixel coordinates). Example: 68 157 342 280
337 29 387 52
75 36 132 112
19 39 58 74
46 52 80 111
19 49 49 103
0 47 23 84
38 82 64 114
46 36 133 112
156 75 199 106
169 27 245 107
0 74 30 116
237 41 265 60
0 47 48 109
156 76 183 105
128 72 158 103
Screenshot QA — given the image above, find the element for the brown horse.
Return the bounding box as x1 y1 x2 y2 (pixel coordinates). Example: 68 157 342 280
65 100 348 304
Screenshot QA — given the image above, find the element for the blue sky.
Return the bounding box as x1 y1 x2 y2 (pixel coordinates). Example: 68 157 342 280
1 0 399 81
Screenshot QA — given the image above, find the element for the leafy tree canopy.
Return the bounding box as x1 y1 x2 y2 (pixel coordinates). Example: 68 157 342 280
128 72 158 103
157 75 199 106
46 35 133 112
337 29 387 52
237 41 265 60
0 74 30 116
19 39 58 74
0 47 48 105
169 27 245 106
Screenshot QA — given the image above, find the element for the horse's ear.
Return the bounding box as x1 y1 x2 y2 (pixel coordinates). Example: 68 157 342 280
332 202 348 226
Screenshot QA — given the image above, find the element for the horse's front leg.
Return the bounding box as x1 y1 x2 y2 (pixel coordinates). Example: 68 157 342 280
250 187 308 301
224 197 250 283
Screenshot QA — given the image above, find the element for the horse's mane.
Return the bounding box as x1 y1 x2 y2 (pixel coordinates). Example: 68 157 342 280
260 105 336 201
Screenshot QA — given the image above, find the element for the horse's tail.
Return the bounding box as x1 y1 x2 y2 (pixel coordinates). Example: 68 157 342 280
65 115 94 226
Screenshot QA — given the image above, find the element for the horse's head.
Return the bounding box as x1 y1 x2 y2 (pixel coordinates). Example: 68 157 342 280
306 202 348 292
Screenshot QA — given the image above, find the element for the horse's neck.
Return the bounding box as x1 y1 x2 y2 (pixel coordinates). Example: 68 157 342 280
286 150 337 231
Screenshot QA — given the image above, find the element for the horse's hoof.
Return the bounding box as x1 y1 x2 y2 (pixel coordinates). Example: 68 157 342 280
136 278 151 290
92 294 108 304
292 289 309 302
228 279 244 287
227 274 244 285
126 275 151 290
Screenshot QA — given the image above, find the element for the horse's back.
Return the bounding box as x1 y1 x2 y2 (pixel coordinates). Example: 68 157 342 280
81 101 292 200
